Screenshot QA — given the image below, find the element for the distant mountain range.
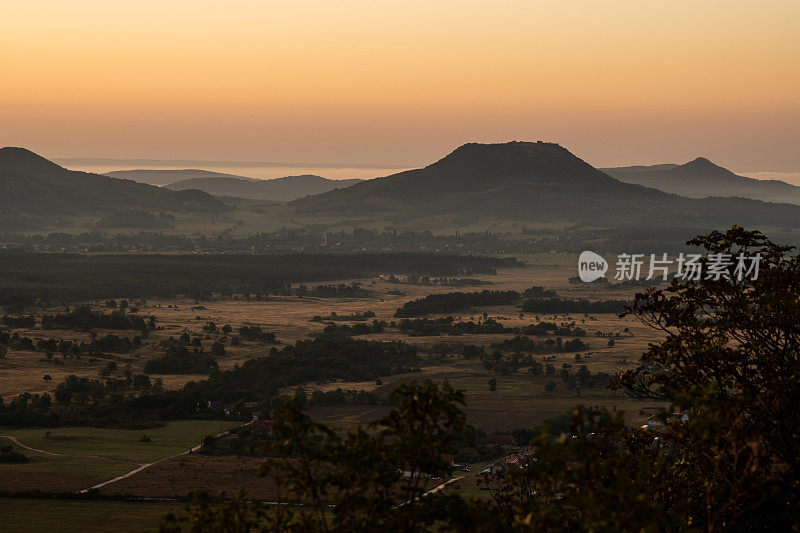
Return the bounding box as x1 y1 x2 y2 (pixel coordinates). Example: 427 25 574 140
291 142 800 230
105 169 363 201
0 148 227 231
105 169 255 187
4 143 800 235
602 158 800 205
164 173 363 202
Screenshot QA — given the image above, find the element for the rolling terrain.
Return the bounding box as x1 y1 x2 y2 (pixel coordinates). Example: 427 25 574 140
164 173 363 201
290 142 800 230
105 169 256 187
0 148 228 231
5 143 800 237
603 157 800 204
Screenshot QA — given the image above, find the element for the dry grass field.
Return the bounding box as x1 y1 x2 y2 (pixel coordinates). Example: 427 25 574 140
98 454 279 500
0 498 188 533
1 255 669 499
0 258 658 397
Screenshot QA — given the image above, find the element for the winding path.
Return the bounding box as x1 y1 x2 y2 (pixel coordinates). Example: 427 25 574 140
0 435 63 456
2 425 247 494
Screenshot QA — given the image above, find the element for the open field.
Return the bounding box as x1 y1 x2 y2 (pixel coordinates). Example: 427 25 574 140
0 498 187 533
0 421 237 492
0 257 656 399
98 454 277 499
305 352 661 433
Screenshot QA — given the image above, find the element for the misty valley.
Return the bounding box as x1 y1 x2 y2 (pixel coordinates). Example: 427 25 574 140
3 2 800 530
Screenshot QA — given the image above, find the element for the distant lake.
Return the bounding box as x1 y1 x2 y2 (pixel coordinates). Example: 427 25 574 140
53 158 414 181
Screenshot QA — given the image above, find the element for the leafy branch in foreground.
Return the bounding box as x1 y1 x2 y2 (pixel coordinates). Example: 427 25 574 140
616 226 800 529
163 382 479 532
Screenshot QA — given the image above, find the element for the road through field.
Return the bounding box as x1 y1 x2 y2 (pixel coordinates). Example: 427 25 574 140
0 434 63 456
79 424 249 493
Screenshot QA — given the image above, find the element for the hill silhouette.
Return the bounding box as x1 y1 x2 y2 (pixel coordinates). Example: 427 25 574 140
603 158 800 204
291 142 800 229
0 147 228 230
105 169 258 186
165 174 363 201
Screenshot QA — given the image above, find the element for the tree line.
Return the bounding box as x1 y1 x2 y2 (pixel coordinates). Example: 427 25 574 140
0 334 421 428
0 252 518 309
521 297 629 315
394 290 523 317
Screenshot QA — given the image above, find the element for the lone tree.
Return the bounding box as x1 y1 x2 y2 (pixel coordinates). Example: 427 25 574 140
488 377 497 395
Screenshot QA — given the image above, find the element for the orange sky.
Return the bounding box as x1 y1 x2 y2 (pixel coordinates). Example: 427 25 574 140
2 1 799 170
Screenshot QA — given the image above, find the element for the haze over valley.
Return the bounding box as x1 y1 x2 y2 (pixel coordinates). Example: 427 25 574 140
4 142 800 245
2 2 799 531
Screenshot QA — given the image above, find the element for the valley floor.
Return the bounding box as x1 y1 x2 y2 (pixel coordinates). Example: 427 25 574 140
1 256 668 525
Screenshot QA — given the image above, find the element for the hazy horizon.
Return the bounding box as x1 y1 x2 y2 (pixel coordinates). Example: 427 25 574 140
57 158 411 181
52 154 800 185
3 1 799 171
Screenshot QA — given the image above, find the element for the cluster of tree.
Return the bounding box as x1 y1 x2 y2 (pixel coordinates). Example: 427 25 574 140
311 311 375 322
0 251 516 309
0 334 421 427
521 297 628 315
55 374 156 404
0 386 195 429
39 306 156 332
521 286 557 298
104 298 133 309
396 317 506 336
382 275 490 287
1 332 80 356
143 346 219 374
519 320 587 336
92 334 143 353
0 370 166 426
0 329 141 357
525 361 615 391
197 430 276 457
273 283 372 298
393 317 588 338
481 351 535 375
237 325 277 343
194 335 421 404
394 290 523 317
490 335 589 354
417 342 487 361
308 387 386 406
159 332 204 350
1 314 36 328
0 393 61 427
322 321 386 335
